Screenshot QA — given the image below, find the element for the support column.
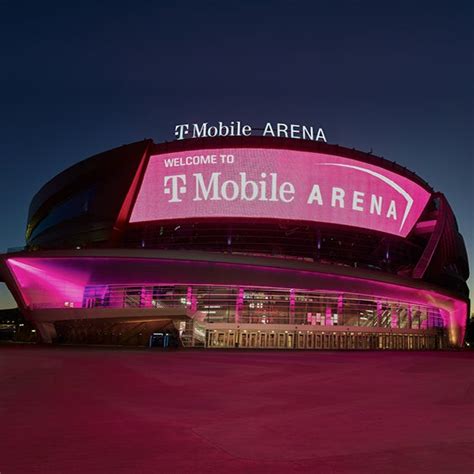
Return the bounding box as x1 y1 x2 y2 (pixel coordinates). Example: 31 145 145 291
377 300 383 327
325 305 332 326
235 287 244 324
289 289 295 325
391 305 398 328
185 286 198 312
337 294 343 326
141 286 153 308
186 286 193 309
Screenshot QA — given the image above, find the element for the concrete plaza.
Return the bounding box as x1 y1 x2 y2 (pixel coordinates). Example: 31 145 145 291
0 346 473 473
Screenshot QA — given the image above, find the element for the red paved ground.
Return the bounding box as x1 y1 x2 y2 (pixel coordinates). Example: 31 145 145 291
0 345 473 473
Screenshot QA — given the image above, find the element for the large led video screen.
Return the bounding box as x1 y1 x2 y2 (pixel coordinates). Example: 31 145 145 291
130 148 431 237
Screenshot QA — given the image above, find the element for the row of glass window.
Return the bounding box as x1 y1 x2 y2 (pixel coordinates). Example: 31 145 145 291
81 284 445 329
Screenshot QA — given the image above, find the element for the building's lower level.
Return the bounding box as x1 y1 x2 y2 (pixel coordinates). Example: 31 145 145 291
0 249 468 349
51 318 447 350
204 325 446 350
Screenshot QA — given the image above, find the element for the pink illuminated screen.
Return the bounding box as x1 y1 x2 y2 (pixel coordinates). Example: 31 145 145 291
130 148 431 237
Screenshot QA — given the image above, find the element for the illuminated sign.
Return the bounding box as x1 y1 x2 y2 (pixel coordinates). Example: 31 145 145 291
174 121 327 142
130 148 431 237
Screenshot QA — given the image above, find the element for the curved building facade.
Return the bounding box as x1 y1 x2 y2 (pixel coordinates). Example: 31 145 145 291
0 137 469 349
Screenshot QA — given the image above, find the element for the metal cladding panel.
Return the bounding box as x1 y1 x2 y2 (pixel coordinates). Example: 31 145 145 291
418 194 469 293
27 140 152 247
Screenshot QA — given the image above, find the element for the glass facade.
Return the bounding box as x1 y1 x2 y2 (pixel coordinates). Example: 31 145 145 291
124 221 424 274
29 187 95 240
81 283 446 331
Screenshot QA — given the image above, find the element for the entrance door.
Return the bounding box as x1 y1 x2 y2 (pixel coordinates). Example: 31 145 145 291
277 333 286 348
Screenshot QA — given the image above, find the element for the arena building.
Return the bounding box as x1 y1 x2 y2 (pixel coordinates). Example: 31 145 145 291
0 136 469 349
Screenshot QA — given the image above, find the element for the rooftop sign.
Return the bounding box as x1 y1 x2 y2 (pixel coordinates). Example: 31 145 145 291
174 121 327 142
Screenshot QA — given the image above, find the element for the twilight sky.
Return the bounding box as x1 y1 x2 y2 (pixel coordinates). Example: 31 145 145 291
0 0 472 307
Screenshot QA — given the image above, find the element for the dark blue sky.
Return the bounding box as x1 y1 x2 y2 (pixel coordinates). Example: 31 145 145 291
0 0 472 307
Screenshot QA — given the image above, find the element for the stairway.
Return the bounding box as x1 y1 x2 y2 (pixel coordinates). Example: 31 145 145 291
179 320 205 348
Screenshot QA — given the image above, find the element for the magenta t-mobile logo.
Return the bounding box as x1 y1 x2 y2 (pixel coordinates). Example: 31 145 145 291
164 175 187 202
